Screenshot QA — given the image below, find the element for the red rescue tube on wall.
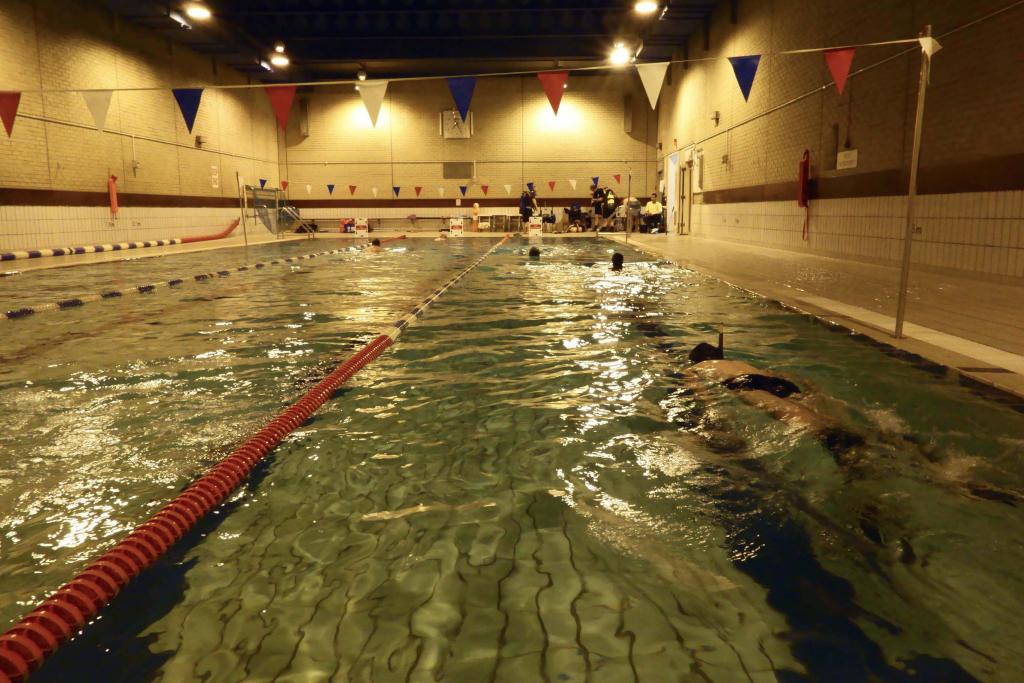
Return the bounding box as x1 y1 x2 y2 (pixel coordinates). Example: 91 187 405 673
181 219 240 244
107 175 119 216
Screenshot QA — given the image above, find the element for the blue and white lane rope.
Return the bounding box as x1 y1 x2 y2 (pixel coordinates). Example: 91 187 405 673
3 245 360 321
0 239 181 263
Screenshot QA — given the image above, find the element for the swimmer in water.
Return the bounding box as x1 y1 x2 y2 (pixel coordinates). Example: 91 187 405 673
528 246 541 260
434 232 448 242
368 238 382 252
611 252 624 271
680 340 1024 506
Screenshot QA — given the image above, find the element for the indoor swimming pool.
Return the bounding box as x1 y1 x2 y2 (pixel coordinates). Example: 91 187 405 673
2 237 1023 682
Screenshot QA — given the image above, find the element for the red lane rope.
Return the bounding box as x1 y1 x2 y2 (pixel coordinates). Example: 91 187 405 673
180 219 240 244
0 234 503 682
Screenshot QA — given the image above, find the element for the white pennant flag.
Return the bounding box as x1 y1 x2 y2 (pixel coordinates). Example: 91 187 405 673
81 90 113 132
437 187 445 197
568 178 577 190
359 81 389 127
636 62 670 109
918 36 942 57
503 184 512 196
372 187 379 197
305 184 311 194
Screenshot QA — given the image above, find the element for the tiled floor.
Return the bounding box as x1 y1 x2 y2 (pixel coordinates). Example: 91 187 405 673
607 233 1024 400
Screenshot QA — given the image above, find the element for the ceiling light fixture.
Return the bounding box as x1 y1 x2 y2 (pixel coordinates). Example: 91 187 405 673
357 70 367 81
634 1 659 15
270 53 289 67
168 10 191 29
184 3 211 20
274 41 286 53
609 42 631 66
260 60 273 72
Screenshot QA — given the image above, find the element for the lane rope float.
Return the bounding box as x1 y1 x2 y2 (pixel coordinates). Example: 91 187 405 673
0 235 506 682
3 236 407 321
0 220 241 263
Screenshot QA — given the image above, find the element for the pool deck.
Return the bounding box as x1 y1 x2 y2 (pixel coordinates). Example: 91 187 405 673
605 232 1024 402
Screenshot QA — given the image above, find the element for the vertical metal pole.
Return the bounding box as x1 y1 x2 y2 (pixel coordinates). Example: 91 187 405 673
236 172 249 247
894 25 932 338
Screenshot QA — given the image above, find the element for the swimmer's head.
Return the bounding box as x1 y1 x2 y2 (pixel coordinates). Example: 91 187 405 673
611 252 624 270
528 246 541 259
370 238 381 247
688 342 724 364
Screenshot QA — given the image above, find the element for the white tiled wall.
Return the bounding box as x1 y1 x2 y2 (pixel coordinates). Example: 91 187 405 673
693 190 1024 279
0 206 241 252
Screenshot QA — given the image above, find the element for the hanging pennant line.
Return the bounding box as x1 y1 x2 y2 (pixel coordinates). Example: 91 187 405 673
8 37 931 94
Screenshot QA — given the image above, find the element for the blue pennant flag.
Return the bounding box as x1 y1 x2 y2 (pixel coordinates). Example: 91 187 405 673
459 185 468 196
393 186 401 197
526 182 535 193
592 176 599 186
728 55 761 102
172 88 203 133
447 77 477 122
327 183 335 195
259 178 267 189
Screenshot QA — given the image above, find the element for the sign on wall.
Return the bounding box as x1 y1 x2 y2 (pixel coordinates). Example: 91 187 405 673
837 149 859 170
210 165 220 189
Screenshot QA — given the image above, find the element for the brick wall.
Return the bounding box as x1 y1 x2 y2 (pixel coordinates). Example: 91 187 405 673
657 0 1024 282
281 74 658 205
0 0 279 249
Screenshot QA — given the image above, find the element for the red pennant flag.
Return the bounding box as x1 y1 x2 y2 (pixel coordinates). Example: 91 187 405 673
0 91 22 137
481 185 489 195
824 48 855 96
537 72 568 114
614 174 622 184
415 186 423 197
349 185 357 195
265 86 297 130
281 180 289 190
548 181 556 191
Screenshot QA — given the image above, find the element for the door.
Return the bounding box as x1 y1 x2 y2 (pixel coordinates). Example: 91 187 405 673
665 152 679 233
681 162 693 235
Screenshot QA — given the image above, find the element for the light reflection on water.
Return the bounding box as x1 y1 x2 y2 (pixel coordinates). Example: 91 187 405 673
2 238 1024 682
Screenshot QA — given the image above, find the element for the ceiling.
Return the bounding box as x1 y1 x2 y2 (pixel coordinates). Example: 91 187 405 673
99 0 722 81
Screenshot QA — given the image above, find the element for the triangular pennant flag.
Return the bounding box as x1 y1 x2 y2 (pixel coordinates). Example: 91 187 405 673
592 176 599 186
536 71 568 114
327 183 335 195
0 91 21 137
614 174 622 184
481 185 489 195
393 186 401 197
459 185 468 196
281 180 289 190
438 187 445 197
359 81 389 127
527 182 535 193
349 185 357 195
824 49 855 95
503 184 512 196
305 184 312 194
415 186 423 197
569 179 577 190
264 86 297 130
446 77 476 122
259 178 267 189
919 36 942 57
728 55 761 102
636 62 670 109
548 181 556 191
372 187 379 197
172 88 203 133
81 90 113 132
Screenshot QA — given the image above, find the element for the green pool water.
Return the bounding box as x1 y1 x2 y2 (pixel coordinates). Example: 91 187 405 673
2 237 1023 682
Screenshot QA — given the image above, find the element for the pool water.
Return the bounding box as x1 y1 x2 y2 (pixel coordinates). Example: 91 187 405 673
2 237 1023 682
